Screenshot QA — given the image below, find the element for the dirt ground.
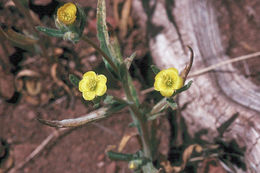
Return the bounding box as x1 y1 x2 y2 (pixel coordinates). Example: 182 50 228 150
0 0 259 173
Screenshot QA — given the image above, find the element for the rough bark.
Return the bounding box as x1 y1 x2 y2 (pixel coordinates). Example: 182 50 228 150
133 0 260 172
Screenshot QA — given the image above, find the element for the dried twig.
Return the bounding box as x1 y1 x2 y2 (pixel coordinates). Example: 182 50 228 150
119 0 132 38
140 87 154 95
38 107 108 128
180 46 194 82
189 51 260 77
9 128 67 173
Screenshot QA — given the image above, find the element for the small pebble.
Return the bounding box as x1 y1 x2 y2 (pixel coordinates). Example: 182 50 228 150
97 161 105 168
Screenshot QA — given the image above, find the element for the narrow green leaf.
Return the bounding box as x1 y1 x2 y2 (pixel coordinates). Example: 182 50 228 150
128 77 140 106
103 95 114 104
77 4 87 37
69 74 80 87
128 122 137 128
97 0 110 49
97 0 120 75
118 63 140 105
151 65 160 74
97 0 113 59
109 34 123 63
129 109 142 136
107 151 134 161
217 112 239 137
119 63 128 81
92 96 103 108
172 80 193 97
93 103 100 109
106 101 128 114
120 65 140 106
36 26 64 38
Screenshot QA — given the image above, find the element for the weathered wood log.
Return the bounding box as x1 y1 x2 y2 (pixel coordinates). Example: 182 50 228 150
133 0 260 172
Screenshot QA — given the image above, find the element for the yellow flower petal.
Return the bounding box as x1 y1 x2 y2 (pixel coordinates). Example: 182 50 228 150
83 71 96 79
154 71 166 91
155 70 165 81
96 84 107 96
82 91 95 101
154 79 161 91
79 79 87 92
160 88 174 97
154 78 167 91
173 76 183 90
166 70 178 80
97 74 107 84
166 68 179 74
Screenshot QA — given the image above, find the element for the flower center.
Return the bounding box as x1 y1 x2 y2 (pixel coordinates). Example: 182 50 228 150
87 79 97 91
61 11 73 21
164 75 174 87
57 3 77 25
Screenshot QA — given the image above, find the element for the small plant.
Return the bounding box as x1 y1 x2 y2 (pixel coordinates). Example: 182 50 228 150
36 1 194 172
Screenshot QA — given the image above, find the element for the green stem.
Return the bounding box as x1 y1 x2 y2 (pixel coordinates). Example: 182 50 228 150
81 36 118 74
122 74 152 160
130 104 152 159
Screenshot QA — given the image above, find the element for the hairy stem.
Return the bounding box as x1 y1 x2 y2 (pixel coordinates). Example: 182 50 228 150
122 74 152 160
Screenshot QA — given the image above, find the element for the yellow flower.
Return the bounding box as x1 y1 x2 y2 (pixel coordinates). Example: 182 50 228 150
128 161 137 170
154 68 183 97
57 2 77 25
79 71 107 101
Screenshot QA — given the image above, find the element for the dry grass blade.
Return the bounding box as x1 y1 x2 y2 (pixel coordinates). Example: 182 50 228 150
6 29 38 45
51 63 72 96
178 144 202 170
118 132 138 152
141 87 154 95
113 0 120 26
180 46 194 82
37 107 108 128
150 98 167 115
119 0 132 38
25 80 41 96
9 128 67 173
15 69 41 78
189 51 260 77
